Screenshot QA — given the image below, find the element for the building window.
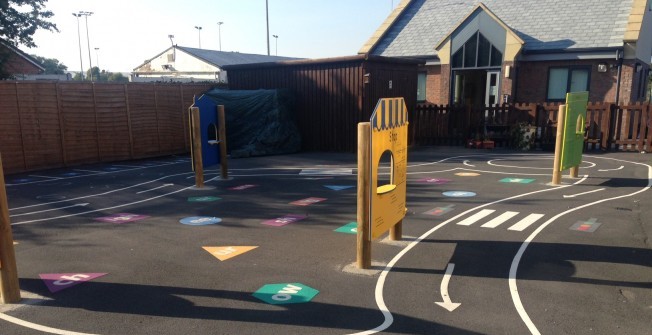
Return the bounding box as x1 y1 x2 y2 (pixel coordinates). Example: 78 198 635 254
452 32 503 69
417 72 427 102
546 66 590 101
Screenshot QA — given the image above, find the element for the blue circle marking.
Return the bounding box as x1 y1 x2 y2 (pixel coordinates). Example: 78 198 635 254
180 216 222 226
442 191 476 198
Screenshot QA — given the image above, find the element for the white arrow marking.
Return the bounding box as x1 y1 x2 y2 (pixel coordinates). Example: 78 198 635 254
136 184 174 194
10 203 90 218
598 165 624 172
563 188 605 198
435 263 461 312
463 160 475 167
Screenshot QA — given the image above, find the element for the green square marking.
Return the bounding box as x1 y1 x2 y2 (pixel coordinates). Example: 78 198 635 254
499 178 535 184
334 222 358 234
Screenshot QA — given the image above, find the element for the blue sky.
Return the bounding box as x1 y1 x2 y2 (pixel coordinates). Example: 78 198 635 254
27 0 396 72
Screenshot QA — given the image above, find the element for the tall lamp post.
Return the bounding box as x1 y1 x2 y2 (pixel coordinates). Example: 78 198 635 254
194 26 202 48
272 35 278 56
94 47 100 73
266 0 270 55
72 13 84 81
217 22 223 51
79 11 94 81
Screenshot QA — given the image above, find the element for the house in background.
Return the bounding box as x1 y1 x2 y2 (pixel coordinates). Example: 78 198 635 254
361 0 652 105
0 40 45 79
131 46 298 83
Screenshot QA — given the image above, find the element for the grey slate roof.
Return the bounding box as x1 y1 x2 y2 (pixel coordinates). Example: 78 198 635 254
177 46 299 67
371 0 633 58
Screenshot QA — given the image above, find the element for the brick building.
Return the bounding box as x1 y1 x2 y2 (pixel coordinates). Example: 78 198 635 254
0 41 44 78
361 0 652 105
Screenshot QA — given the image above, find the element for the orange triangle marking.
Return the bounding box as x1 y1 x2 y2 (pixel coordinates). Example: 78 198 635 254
202 246 258 261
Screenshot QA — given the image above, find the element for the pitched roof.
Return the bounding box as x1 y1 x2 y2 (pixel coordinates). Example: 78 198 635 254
176 46 299 67
0 39 45 72
366 0 635 58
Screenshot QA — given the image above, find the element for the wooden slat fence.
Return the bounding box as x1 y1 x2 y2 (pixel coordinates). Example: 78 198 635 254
0 82 212 174
411 102 652 152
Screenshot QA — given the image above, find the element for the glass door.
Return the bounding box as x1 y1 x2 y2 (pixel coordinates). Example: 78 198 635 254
485 71 500 106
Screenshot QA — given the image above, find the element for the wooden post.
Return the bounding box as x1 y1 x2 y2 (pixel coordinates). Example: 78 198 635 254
390 220 402 241
217 105 228 180
570 166 579 178
356 122 371 269
0 154 21 304
190 107 204 188
552 105 566 185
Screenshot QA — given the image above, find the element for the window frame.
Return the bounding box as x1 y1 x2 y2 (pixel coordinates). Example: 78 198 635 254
545 65 591 102
417 72 427 102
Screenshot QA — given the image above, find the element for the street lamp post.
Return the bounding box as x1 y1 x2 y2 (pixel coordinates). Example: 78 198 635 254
266 0 270 56
79 11 94 81
272 35 278 56
194 26 202 48
94 47 100 73
72 13 84 81
217 22 223 51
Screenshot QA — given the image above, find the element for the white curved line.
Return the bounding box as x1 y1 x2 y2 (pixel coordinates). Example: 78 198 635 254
509 157 651 335
347 175 579 335
0 312 97 335
598 165 624 172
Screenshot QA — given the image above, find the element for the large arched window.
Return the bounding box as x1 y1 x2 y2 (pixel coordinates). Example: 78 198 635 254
452 32 503 69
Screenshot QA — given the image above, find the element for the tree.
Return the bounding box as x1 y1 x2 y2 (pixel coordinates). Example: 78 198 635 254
107 72 128 82
31 54 67 74
0 0 58 48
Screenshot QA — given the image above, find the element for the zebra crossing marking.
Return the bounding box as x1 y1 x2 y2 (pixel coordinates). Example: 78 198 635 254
481 211 519 228
456 209 495 226
507 213 545 231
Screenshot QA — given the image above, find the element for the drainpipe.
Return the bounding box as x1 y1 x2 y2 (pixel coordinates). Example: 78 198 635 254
614 49 624 105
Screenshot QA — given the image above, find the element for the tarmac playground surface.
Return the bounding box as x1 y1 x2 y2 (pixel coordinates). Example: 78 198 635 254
0 147 651 335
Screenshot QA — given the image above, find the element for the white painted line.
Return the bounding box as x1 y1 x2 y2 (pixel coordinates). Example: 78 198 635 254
29 175 62 180
74 169 105 173
456 209 495 226
434 263 460 312
347 174 578 335
111 164 140 168
299 168 352 175
463 160 475 167
481 211 519 228
507 213 544 231
563 188 605 198
0 312 98 335
598 165 624 172
136 183 174 194
510 157 651 335
10 203 89 218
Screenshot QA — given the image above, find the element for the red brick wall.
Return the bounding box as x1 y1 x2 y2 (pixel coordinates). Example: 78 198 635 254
514 59 638 104
423 64 450 104
2 53 42 75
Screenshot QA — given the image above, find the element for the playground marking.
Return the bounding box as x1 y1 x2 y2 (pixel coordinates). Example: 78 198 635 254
203 246 258 261
442 191 476 197
188 196 222 202
423 205 455 216
262 214 307 227
455 172 480 177
457 209 495 226
463 160 475 167
180 216 222 225
334 222 358 234
599 165 624 172
136 183 174 194
228 184 257 190
300 168 352 175
290 197 326 206
324 185 355 191
416 178 451 184
95 213 149 224
40 273 107 293
500 178 535 184
253 283 319 305
563 188 605 198
35 194 67 201
481 211 519 228
507 213 545 231
569 218 602 232
10 203 89 218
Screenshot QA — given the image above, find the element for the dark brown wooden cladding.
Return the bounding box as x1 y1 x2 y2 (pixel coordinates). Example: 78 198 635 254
225 56 420 152
0 82 212 174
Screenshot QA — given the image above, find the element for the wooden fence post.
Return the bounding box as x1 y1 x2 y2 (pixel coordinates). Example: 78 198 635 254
190 107 204 188
552 105 566 185
217 105 228 180
0 154 21 304
357 122 371 269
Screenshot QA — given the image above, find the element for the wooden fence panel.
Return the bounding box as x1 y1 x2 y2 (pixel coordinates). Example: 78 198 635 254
156 85 186 154
17 82 63 170
584 103 611 151
129 85 161 158
59 83 99 165
0 83 25 173
95 84 131 161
